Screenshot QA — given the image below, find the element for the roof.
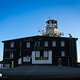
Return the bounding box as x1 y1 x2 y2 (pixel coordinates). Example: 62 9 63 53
2 35 78 43
0 65 80 80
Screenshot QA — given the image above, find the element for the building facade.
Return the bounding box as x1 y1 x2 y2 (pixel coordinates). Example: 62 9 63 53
2 19 78 68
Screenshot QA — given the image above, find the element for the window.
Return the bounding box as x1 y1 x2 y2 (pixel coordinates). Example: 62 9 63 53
3 64 10 68
61 41 65 47
10 52 14 58
61 51 65 57
26 42 30 48
23 56 30 62
44 41 48 47
35 51 40 57
10 42 14 48
52 41 56 47
44 51 48 58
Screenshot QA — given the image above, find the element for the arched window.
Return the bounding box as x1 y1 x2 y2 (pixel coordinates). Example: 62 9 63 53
10 52 14 58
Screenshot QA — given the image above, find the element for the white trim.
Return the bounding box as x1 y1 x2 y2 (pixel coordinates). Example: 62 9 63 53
32 51 52 64
18 58 22 64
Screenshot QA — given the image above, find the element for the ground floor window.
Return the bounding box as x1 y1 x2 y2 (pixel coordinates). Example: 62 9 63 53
3 64 10 68
32 51 52 64
23 56 30 62
35 51 40 57
35 51 49 60
43 51 49 59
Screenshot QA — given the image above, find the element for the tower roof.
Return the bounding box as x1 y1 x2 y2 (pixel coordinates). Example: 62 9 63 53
46 19 57 24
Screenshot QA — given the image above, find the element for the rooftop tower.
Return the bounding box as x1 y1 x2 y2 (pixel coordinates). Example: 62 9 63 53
39 19 63 37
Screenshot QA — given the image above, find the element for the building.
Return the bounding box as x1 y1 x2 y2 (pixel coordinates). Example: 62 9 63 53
2 19 78 68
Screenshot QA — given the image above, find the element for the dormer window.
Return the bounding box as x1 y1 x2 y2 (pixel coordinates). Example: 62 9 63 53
10 42 14 48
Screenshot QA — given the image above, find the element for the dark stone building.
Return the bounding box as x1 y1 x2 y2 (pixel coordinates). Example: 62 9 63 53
1 19 78 68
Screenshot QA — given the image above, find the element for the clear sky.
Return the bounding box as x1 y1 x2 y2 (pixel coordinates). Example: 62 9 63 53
0 0 80 62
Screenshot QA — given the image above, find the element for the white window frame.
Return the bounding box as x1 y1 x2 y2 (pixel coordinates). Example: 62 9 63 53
52 41 56 47
44 41 48 47
61 41 65 47
61 51 65 57
10 42 14 48
26 42 30 48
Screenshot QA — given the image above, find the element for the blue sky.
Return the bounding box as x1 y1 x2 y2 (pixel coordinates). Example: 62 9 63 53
0 0 80 62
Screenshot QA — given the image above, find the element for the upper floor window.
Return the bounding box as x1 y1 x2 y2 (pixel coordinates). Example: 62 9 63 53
61 51 65 57
10 42 14 48
52 41 56 47
26 42 30 48
61 41 65 47
44 41 48 47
